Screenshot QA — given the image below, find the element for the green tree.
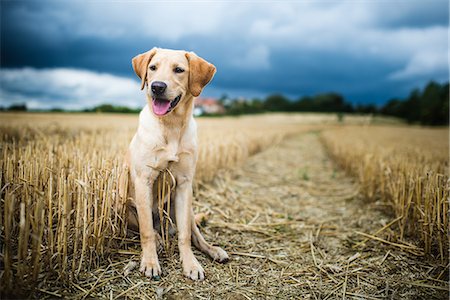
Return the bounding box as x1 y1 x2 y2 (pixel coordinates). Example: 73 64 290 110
8 103 27 111
420 81 447 125
380 81 449 125
293 93 353 113
263 94 291 111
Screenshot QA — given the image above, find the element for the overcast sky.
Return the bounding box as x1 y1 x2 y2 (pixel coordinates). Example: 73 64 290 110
1 1 448 109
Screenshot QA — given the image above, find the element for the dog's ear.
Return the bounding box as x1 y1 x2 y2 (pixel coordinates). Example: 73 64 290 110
185 52 216 97
132 48 157 90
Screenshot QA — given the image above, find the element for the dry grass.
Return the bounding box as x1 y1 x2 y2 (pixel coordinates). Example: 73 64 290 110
0 112 340 296
15 129 443 299
0 112 447 299
321 125 449 262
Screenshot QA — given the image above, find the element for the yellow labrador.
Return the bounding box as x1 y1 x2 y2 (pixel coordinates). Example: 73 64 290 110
121 48 228 281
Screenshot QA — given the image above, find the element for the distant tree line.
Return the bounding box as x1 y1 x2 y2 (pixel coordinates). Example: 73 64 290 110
0 103 28 111
0 103 141 114
82 104 141 114
2 81 447 125
223 81 449 125
224 92 354 115
380 81 449 126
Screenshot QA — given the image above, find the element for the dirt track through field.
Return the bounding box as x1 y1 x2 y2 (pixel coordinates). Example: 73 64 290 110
64 133 448 299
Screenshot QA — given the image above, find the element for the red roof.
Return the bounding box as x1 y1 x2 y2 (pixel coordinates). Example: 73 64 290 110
195 97 220 106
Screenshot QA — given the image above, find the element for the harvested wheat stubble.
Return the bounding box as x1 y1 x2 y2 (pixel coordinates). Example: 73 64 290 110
5 130 447 298
0 112 337 297
321 125 449 263
75 133 447 299
1 113 446 299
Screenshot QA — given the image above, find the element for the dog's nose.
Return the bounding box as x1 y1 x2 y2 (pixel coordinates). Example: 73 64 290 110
151 81 167 95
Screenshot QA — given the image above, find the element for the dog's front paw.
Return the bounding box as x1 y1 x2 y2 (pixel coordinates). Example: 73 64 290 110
211 246 229 263
140 256 161 279
183 257 205 281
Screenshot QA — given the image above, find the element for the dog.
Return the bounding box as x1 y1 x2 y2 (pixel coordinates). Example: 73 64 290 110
119 48 229 281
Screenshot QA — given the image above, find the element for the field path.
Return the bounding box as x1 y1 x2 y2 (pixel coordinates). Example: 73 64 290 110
183 133 446 299
86 133 447 299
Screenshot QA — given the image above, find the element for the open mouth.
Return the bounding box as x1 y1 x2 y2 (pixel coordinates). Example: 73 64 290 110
152 95 182 116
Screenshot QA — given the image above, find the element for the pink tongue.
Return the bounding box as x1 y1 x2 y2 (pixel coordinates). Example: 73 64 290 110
152 98 171 116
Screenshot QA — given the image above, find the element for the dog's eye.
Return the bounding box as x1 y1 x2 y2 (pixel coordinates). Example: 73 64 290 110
149 65 157 71
174 67 185 74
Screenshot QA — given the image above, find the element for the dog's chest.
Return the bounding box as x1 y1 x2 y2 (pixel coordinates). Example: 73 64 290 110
149 141 180 171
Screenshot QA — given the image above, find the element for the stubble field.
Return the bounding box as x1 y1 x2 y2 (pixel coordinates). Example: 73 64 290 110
0 112 448 299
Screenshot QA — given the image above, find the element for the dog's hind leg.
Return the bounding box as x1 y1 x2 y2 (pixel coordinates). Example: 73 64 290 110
190 210 229 263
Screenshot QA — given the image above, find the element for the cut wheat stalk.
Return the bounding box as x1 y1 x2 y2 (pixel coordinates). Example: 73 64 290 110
355 231 424 255
353 216 403 248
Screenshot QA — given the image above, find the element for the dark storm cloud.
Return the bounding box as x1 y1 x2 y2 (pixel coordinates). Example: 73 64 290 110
210 47 407 103
372 2 449 28
1 1 448 108
2 3 144 74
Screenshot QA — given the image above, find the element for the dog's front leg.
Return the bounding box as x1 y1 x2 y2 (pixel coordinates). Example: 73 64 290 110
134 174 161 278
174 175 205 280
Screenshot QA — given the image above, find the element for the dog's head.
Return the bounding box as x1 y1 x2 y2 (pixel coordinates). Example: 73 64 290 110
132 48 216 116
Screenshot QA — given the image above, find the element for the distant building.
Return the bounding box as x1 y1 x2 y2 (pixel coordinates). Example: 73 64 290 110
194 97 226 116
